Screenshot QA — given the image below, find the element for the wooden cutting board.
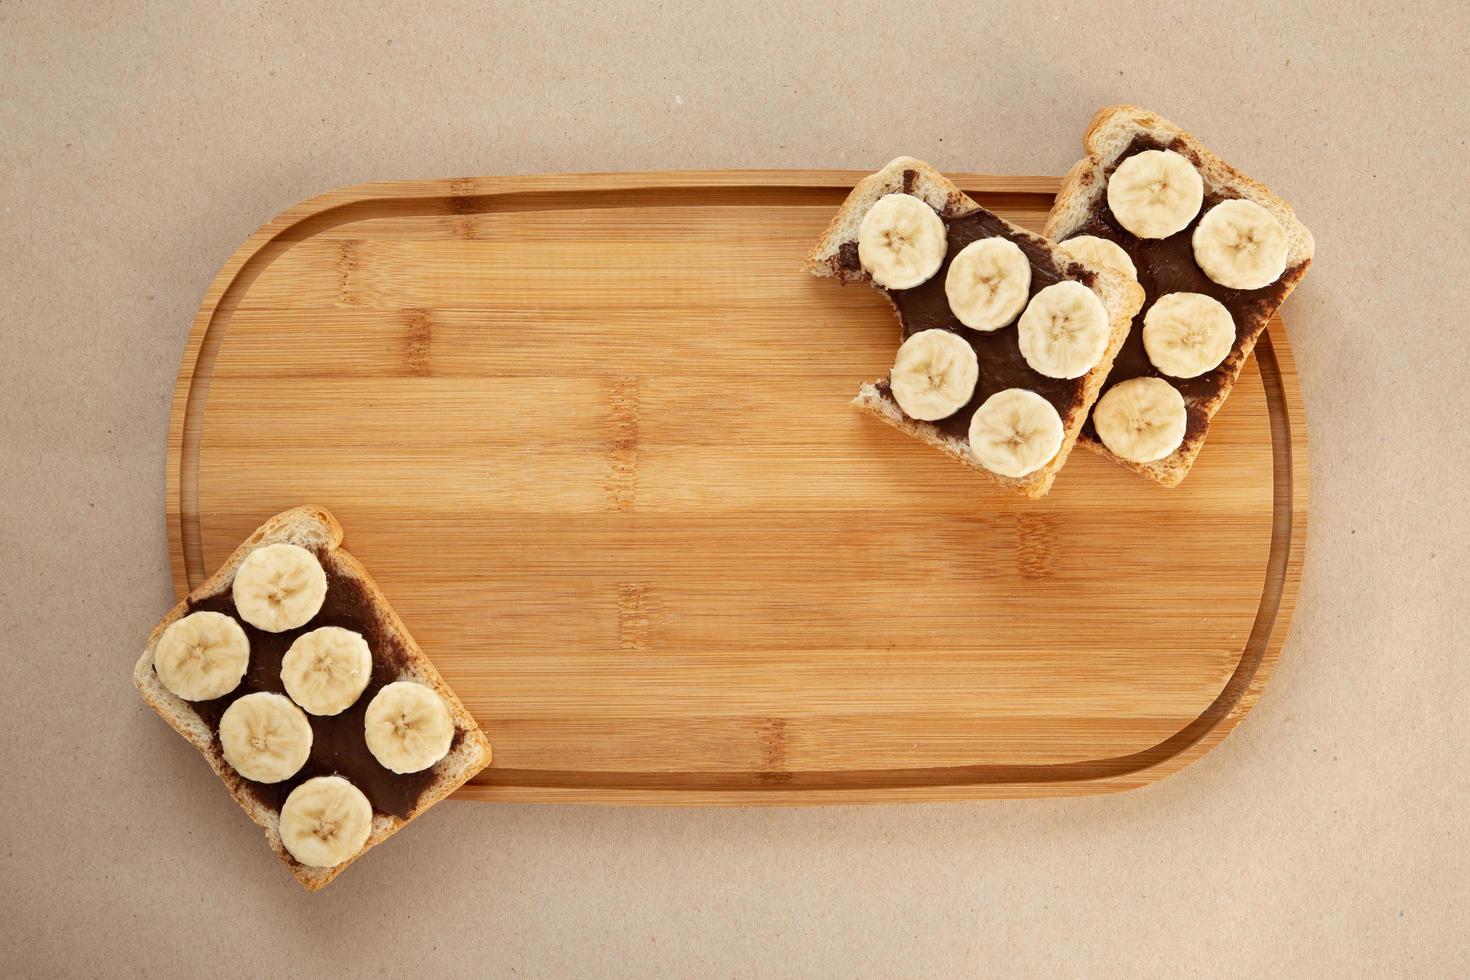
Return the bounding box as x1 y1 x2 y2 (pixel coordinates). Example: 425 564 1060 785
166 170 1306 803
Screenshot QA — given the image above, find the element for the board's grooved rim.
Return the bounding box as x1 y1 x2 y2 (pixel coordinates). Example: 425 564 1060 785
168 172 1305 801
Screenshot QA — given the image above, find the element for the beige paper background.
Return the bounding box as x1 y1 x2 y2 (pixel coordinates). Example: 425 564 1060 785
3 1 1467 976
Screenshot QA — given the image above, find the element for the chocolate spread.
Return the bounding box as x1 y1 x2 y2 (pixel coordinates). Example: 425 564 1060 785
183 552 461 819
839 179 1099 441
1069 135 1306 442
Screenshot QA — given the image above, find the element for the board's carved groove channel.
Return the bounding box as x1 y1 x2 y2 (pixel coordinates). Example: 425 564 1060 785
166 171 1306 802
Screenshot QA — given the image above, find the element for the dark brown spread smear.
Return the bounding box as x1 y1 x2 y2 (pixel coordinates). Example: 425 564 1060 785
181 550 456 820
850 208 1098 442
1069 134 1305 442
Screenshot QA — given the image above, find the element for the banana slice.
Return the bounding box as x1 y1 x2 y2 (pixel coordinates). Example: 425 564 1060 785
1143 292 1236 378
279 776 373 868
857 193 947 289
281 627 373 716
888 329 979 421
1017 280 1111 379
218 691 313 783
1092 377 1188 463
944 237 1031 331
232 543 328 633
1192 199 1288 289
364 681 454 774
1057 235 1137 280
1106 149 1203 239
967 389 1064 478
154 611 249 701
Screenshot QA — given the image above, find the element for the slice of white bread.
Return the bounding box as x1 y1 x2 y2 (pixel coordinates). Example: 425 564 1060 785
134 506 492 891
1044 105 1315 486
808 156 1144 498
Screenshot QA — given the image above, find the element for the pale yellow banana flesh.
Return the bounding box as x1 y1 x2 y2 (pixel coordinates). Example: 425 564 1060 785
232 543 328 633
279 776 373 868
967 388 1064 478
1142 292 1235 379
1192 199 1288 290
218 691 313 784
1057 235 1137 280
364 681 454 774
281 626 373 716
888 329 979 422
1017 280 1111 380
1092 377 1188 464
857 193 947 290
944 237 1031 331
154 611 249 701
1106 149 1203 239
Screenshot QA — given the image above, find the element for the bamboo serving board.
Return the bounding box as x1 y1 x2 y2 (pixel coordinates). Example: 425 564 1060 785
166 170 1306 804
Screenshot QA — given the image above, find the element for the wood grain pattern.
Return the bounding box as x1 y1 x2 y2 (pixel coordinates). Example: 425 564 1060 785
166 171 1307 803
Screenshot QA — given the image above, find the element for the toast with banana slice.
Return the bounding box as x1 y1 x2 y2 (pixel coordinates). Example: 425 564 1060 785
807 156 1144 498
1044 105 1314 486
134 506 492 891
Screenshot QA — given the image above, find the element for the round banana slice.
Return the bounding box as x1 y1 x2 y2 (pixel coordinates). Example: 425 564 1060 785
857 193 947 289
279 776 373 868
1092 377 1188 464
967 389 1064 478
154 611 250 701
1192 199 1288 289
888 329 979 421
1057 235 1137 280
1143 292 1236 378
944 237 1031 331
1106 149 1203 239
364 681 454 774
1017 280 1111 379
218 691 313 783
281 627 373 716
232 543 328 633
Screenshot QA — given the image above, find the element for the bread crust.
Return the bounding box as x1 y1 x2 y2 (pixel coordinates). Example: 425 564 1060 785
134 506 492 891
807 156 1144 498
1043 105 1315 486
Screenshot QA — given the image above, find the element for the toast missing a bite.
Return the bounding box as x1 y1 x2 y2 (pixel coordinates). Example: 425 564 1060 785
808 156 1144 498
134 506 492 891
1044 105 1314 486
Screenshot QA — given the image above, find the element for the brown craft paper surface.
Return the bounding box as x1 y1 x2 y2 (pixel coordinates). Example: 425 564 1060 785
3 1 1465 975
